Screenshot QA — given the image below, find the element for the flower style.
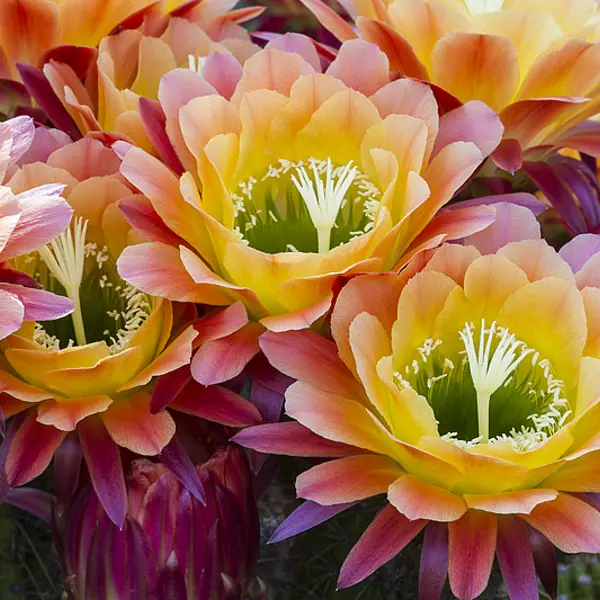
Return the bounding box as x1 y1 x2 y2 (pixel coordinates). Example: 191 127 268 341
51 444 262 600
117 37 505 384
0 116 74 341
235 211 600 600
0 134 199 527
0 0 158 80
303 0 600 158
41 1 262 151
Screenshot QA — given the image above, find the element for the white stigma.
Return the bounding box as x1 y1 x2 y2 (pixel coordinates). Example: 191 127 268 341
460 320 532 443
188 54 207 76
291 158 358 254
463 0 504 15
38 217 88 346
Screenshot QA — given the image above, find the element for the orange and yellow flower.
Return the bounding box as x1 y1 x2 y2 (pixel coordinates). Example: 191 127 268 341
0 135 199 525
236 214 600 599
117 37 504 383
42 1 261 151
305 0 600 156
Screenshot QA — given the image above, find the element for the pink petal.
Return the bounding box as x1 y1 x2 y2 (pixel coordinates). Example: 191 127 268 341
496 516 538 600
300 0 358 42
327 39 390 96
490 138 523 174
17 126 71 166
529 528 557 600
448 511 497 600
433 101 503 159
78 415 127 528
0 115 35 167
338 504 426 588
0 190 73 261
233 421 358 457
5 410 66 486
194 302 249 343
266 33 322 73
559 233 600 274
0 290 24 340
0 283 72 322
191 322 263 386
201 51 244 100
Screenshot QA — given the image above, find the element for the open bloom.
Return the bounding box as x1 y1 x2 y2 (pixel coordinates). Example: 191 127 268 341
53 445 262 600
0 116 73 340
42 2 261 151
0 135 198 527
236 212 600 599
117 37 504 383
0 0 159 80
304 0 600 158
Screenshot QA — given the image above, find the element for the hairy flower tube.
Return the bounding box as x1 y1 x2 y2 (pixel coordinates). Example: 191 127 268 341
117 37 505 384
304 0 600 157
236 214 600 600
0 116 74 340
42 1 262 150
0 134 199 527
52 444 263 600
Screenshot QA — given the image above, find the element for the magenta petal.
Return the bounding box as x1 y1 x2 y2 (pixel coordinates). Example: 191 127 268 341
559 233 600 273
119 196 186 248
53 434 82 507
0 268 41 288
232 422 357 457
16 63 81 140
496 516 538 600
151 366 192 413
5 488 53 523
0 283 72 321
338 504 427 589
171 380 262 427
419 522 448 600
78 416 127 529
138 98 184 175
433 101 504 159
158 567 188 600
0 290 24 340
159 436 205 504
250 380 284 423
269 500 358 544
529 527 557 600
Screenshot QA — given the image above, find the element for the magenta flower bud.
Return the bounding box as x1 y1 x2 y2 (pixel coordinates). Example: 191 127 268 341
57 445 262 600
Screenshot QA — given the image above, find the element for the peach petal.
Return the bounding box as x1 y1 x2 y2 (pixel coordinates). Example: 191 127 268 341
431 32 519 112
498 239 574 282
424 244 481 286
388 475 467 522
463 490 558 515
299 0 359 42
576 253 600 289
36 396 113 432
259 293 334 333
265 32 322 73
101 392 176 455
296 454 403 505
541 449 600 493
582 288 600 358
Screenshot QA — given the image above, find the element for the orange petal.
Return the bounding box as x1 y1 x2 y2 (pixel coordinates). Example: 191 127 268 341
36 396 113 431
583 288 600 358
541 448 600 492
296 454 403 505
463 490 558 515
101 392 175 455
431 32 519 112
388 474 467 522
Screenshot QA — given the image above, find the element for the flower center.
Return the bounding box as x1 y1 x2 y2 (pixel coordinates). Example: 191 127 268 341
463 0 504 15
394 320 571 451
232 157 381 254
24 218 151 353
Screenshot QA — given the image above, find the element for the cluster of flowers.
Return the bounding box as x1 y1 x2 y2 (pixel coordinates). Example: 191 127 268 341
1 0 600 598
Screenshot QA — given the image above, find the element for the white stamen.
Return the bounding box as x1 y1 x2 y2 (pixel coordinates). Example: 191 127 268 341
291 158 358 254
459 320 533 443
188 54 208 76
38 217 88 346
464 0 504 15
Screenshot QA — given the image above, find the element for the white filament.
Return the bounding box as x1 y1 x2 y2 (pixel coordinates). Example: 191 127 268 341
463 0 504 15
291 158 358 254
38 217 88 346
460 320 532 442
